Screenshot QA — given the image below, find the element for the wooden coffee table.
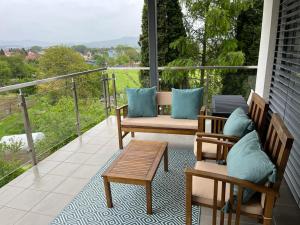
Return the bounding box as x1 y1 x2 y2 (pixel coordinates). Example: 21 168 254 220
101 140 168 215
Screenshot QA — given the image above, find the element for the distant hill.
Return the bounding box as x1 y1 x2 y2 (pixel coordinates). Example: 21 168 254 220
85 37 139 48
0 37 139 49
0 40 52 49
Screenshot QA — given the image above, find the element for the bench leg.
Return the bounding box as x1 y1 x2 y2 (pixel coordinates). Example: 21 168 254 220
131 132 135 138
118 133 123 149
146 182 152 215
103 177 113 208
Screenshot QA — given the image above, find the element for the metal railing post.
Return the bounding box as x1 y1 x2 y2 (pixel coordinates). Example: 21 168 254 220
112 72 117 108
102 76 109 118
19 89 37 165
205 70 210 106
106 75 111 111
72 78 81 137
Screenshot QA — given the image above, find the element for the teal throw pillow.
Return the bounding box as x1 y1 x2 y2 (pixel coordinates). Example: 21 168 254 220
171 88 203 120
227 130 277 203
223 107 254 137
126 87 157 117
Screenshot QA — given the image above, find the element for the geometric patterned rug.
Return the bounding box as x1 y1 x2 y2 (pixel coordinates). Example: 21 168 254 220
50 146 200 225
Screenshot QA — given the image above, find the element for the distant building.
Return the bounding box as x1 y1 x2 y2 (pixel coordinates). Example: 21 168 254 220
25 51 39 61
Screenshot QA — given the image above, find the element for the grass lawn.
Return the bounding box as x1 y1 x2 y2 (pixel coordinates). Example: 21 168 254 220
107 70 141 93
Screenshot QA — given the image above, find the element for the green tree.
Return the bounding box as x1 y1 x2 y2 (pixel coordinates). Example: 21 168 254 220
139 0 186 89
30 46 43 53
71 45 88 54
38 46 99 99
180 0 253 99
221 0 263 97
0 49 5 55
39 46 88 77
0 60 12 86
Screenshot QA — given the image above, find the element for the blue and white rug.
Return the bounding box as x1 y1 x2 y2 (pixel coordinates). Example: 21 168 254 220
51 146 200 225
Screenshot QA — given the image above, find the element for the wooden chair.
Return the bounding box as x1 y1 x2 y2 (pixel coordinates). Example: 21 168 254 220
185 113 294 225
195 93 269 161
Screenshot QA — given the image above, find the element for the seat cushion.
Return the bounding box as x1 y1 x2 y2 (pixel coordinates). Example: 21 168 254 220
223 107 254 137
122 115 198 130
192 161 263 215
171 88 204 120
193 137 218 159
126 87 157 117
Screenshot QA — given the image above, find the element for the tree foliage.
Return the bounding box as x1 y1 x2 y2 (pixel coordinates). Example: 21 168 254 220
71 45 88 54
39 46 88 77
0 55 36 86
139 0 186 89
221 0 263 97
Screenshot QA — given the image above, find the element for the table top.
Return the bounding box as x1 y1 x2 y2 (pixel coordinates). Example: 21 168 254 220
212 95 248 117
102 140 168 182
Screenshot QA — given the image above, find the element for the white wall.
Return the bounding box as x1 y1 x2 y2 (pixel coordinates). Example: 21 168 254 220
255 0 280 100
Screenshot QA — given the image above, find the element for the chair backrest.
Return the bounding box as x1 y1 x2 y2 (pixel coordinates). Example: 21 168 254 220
248 93 269 141
264 113 294 191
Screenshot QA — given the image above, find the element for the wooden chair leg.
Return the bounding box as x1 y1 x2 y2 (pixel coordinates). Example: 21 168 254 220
262 194 275 225
186 173 192 225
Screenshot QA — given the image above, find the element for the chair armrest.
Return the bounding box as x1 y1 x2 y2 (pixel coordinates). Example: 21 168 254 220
194 135 235 161
197 115 228 133
185 168 277 195
196 132 240 142
196 137 235 148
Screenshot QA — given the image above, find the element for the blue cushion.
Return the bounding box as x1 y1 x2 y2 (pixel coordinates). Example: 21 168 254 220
223 107 254 137
126 87 157 117
227 130 277 203
171 88 204 120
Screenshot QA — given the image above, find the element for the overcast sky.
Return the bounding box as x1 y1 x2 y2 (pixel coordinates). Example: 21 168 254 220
0 0 143 43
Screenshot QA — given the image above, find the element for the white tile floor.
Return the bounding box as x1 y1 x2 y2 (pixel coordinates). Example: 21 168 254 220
0 116 120 225
0 116 299 225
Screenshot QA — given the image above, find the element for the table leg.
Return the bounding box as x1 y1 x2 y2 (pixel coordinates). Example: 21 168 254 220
146 182 152 215
164 147 168 172
103 177 113 208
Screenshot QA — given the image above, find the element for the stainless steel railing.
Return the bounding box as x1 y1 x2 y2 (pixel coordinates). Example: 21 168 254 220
0 65 257 168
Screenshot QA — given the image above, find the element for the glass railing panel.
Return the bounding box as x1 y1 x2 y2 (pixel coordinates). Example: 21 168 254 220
75 71 106 134
26 80 77 162
0 90 32 187
107 69 142 106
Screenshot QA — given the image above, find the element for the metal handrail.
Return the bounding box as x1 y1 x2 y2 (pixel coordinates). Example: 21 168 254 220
0 66 257 93
0 67 107 93
108 65 258 70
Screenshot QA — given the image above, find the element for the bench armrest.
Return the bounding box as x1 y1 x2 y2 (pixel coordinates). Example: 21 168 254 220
199 105 207 116
116 105 128 118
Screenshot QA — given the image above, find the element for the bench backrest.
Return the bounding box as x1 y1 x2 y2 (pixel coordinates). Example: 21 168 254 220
248 93 269 141
264 113 293 191
157 92 172 106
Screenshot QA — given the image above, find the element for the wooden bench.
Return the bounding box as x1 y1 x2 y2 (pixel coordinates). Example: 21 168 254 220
185 113 294 225
116 92 205 149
